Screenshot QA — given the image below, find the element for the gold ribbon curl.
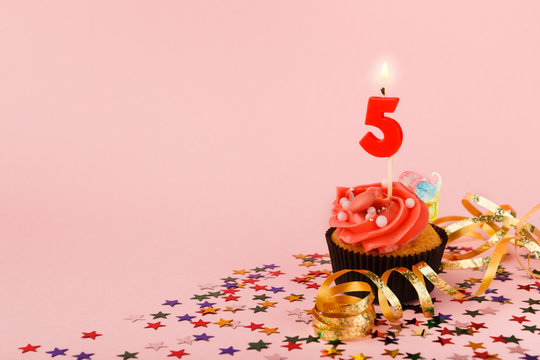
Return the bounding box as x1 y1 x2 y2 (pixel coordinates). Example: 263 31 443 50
313 193 540 340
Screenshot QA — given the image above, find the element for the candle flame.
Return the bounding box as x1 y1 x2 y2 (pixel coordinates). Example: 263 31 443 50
380 61 389 81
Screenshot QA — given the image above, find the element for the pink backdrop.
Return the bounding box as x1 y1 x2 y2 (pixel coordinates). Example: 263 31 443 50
2 1 540 357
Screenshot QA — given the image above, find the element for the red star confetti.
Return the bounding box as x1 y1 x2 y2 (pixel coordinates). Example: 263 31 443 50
191 319 210 328
81 331 102 339
281 341 302 351
168 349 189 358
144 322 165 330
18 344 40 353
244 322 264 331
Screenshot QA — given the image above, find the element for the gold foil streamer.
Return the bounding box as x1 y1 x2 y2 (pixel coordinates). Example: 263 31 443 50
313 193 540 340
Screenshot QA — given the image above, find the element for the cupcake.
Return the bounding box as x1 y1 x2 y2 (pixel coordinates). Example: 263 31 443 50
326 174 447 302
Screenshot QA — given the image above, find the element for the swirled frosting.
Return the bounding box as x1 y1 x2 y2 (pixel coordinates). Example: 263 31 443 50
329 181 429 254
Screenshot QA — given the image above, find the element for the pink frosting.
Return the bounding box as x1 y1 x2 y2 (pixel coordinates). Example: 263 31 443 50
329 182 429 254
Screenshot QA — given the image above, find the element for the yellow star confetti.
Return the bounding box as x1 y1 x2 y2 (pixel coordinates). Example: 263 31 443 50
258 327 279 335
283 294 304 302
382 349 403 358
467 277 483 283
464 341 485 350
233 269 249 275
202 306 219 315
321 347 343 356
213 318 232 327
412 329 432 337
223 306 244 313
351 354 372 360
258 300 277 308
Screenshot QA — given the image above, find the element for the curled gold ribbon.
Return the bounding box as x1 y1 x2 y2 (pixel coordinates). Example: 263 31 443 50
313 193 540 340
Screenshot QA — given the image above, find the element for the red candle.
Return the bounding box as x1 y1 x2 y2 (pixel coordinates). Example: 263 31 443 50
359 96 402 158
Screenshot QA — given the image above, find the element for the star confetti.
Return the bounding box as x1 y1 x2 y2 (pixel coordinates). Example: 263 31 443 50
219 346 240 356
19 344 40 353
247 340 270 351
19 251 540 360
46 347 68 357
167 349 189 358
81 331 102 340
145 342 168 351
116 351 138 359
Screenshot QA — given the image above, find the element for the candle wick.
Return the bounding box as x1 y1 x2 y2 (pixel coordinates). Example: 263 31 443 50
380 87 386 96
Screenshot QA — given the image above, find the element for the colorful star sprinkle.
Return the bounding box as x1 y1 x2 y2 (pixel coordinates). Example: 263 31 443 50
16 251 540 359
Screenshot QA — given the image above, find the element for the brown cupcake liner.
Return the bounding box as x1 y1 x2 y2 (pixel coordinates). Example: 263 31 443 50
325 224 448 303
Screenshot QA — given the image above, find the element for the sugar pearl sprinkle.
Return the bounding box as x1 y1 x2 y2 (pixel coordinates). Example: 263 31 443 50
405 198 415 208
337 211 348 221
339 197 350 210
376 215 388 227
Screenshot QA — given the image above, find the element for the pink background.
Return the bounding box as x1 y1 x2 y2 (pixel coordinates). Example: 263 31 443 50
2 1 540 357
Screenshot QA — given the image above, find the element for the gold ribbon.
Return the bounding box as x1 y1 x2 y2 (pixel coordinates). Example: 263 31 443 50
313 193 540 340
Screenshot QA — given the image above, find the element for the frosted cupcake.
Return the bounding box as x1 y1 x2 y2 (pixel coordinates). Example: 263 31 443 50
326 173 446 302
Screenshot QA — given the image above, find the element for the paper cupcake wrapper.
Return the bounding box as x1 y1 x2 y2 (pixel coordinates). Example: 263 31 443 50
325 224 449 303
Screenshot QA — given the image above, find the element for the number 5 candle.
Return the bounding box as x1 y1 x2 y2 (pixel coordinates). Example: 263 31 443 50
359 96 402 157
359 62 403 198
